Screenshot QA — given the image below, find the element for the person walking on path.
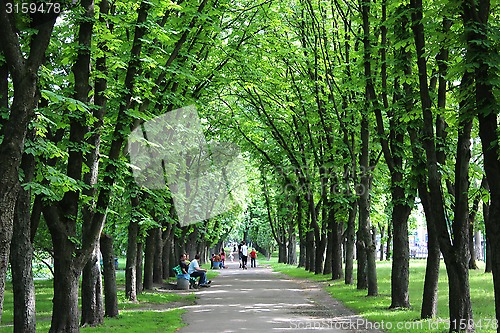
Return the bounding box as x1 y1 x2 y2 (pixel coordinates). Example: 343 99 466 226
241 241 248 269
250 248 257 267
238 242 243 268
188 254 211 287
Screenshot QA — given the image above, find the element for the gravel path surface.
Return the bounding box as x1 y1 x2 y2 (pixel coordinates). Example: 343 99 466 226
177 260 384 333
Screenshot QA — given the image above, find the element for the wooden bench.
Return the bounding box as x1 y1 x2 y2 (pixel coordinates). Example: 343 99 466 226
172 265 198 289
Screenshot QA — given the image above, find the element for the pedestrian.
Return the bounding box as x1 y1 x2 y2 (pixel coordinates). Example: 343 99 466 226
238 242 243 268
220 251 226 268
250 248 257 267
188 254 211 287
241 241 248 269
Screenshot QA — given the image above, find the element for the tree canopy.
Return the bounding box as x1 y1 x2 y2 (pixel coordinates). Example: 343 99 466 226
0 0 500 332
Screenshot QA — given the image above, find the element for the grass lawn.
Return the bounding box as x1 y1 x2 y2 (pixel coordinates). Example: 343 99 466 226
265 258 496 333
0 266 204 333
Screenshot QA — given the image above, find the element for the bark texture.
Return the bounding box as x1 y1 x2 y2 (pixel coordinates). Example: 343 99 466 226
100 234 119 317
0 6 57 322
126 195 140 301
81 246 104 327
11 149 36 333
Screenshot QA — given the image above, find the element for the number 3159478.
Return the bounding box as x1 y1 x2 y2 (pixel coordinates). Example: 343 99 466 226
5 2 61 14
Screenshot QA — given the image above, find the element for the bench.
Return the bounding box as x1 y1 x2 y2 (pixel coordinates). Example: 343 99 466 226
172 265 197 289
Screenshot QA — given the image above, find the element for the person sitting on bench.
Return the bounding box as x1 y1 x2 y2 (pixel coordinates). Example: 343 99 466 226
173 254 198 289
188 254 211 288
212 254 221 268
180 253 189 275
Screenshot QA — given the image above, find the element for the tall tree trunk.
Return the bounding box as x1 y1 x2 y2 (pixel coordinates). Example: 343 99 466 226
468 189 481 270
485 192 492 273
409 106 441 318
366 225 378 296
324 229 333 275
360 0 378 297
377 5 414 308
80 0 109 324
331 219 344 280
314 236 326 275
153 227 163 283
11 151 36 333
0 91 22 316
143 231 155 290
306 230 315 272
411 13 449 321
0 8 57 323
379 225 385 261
390 204 412 308
345 201 357 284
444 76 474 331
169 237 177 277
297 197 306 268
411 0 474 328
385 221 392 260
125 198 139 301
322 184 332 276
477 97 500 328
419 186 440 319
48 231 80 333
306 190 324 274
468 224 478 269
187 228 198 260
328 200 343 280
481 139 500 327
287 223 297 265
136 242 143 293
278 242 287 263
356 229 367 290
81 245 103 327
100 234 119 317
162 231 171 279
358 115 377 295
298 237 306 268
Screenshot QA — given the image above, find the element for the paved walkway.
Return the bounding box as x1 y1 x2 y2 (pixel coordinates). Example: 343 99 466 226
178 259 383 333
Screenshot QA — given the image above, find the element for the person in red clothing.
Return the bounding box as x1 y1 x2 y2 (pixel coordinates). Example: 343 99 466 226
250 248 257 268
220 251 226 268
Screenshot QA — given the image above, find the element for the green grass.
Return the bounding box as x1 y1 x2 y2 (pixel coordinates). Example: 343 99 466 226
116 290 195 310
0 279 54 325
0 270 196 332
0 310 186 333
0 258 220 332
266 259 497 333
81 310 186 333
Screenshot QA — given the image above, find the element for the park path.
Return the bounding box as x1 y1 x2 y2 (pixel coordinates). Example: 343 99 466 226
177 259 383 333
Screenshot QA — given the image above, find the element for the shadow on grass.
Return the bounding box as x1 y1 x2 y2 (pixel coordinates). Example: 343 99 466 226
264 259 496 333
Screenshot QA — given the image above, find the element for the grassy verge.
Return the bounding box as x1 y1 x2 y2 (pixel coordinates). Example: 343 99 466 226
81 310 187 333
4 309 188 333
0 268 203 333
265 258 496 333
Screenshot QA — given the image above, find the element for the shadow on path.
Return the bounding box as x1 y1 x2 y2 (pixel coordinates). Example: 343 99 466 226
178 260 384 332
